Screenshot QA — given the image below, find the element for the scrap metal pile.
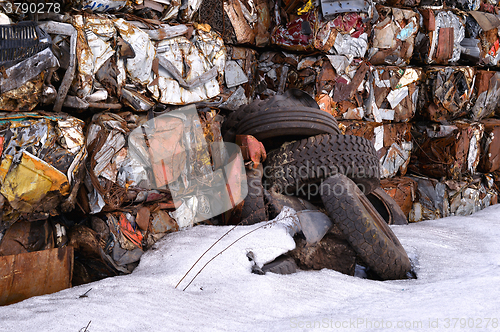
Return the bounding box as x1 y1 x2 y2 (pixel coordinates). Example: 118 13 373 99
1 0 500 304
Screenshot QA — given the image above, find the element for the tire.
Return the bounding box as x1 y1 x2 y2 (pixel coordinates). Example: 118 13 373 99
235 107 340 141
222 89 338 142
320 174 411 280
240 165 267 225
366 187 408 225
264 134 380 195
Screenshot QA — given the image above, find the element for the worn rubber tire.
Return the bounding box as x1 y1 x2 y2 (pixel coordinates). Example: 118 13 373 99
264 134 380 195
240 165 267 225
366 187 408 225
235 107 340 141
320 174 411 280
222 89 337 142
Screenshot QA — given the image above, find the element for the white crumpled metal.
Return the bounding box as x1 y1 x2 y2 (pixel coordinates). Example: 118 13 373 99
114 19 156 86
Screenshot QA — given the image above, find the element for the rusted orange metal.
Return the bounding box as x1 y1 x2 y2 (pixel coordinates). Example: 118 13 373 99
235 135 266 169
0 246 73 306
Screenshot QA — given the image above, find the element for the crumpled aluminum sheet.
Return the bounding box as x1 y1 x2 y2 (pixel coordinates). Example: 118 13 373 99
410 121 484 180
150 27 225 105
417 66 475 122
368 6 419 66
114 18 156 86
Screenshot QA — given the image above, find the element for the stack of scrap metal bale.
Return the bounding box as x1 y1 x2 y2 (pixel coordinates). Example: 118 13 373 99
1 0 500 303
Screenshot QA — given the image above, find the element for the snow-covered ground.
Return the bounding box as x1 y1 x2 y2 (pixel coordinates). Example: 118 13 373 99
1 204 500 332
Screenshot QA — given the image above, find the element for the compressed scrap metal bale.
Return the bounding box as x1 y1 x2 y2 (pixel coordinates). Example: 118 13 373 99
445 177 497 217
367 66 421 123
470 70 500 121
410 121 484 180
461 11 500 66
0 113 86 232
380 176 418 218
417 66 475 122
271 8 369 58
84 111 173 214
340 121 412 178
197 0 271 46
220 47 259 110
368 6 419 66
68 16 226 110
413 9 465 65
408 175 449 222
478 118 500 172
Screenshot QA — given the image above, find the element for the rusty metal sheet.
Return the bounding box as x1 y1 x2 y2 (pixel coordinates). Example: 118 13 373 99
0 219 55 256
0 246 73 306
223 0 257 45
235 135 266 169
380 177 417 219
0 74 45 112
435 27 455 63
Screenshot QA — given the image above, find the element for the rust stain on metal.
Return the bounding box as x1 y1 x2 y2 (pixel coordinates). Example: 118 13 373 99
0 247 73 306
435 27 454 63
